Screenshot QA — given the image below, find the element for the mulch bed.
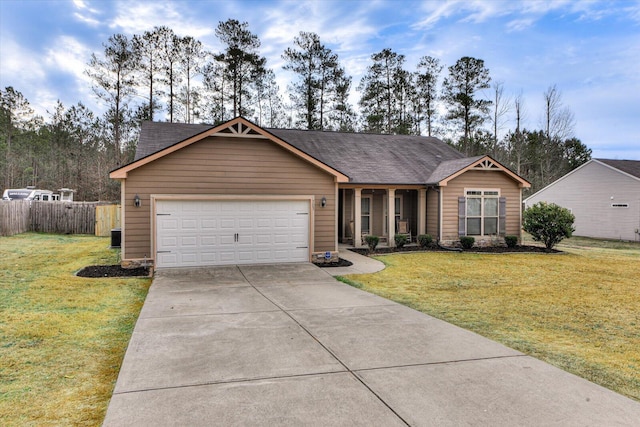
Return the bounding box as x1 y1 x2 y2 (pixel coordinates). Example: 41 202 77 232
349 245 560 255
76 265 150 278
314 258 354 268
76 245 556 277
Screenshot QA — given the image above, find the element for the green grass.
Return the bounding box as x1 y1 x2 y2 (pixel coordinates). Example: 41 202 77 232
341 236 640 401
0 233 151 426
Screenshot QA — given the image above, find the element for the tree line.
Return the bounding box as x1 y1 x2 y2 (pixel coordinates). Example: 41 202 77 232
0 19 591 201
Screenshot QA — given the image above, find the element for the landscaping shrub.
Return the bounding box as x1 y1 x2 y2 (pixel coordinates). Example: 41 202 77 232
417 234 433 248
394 234 408 248
523 202 575 250
505 235 518 248
364 235 379 251
460 236 475 249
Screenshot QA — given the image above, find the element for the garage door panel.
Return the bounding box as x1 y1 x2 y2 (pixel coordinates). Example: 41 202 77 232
179 236 197 247
201 236 217 246
218 250 236 263
292 217 307 226
159 235 178 246
257 218 272 228
160 218 178 230
273 234 289 244
255 234 272 244
156 199 310 268
219 237 235 248
201 219 217 229
200 252 218 263
157 253 177 265
220 218 236 229
180 252 198 263
238 218 254 229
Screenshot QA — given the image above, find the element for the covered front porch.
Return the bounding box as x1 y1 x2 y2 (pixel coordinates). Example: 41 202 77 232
338 186 429 248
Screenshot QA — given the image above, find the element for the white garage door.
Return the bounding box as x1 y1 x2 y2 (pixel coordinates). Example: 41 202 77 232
155 199 310 268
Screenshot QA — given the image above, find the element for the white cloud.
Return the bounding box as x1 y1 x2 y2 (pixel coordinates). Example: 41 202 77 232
45 36 92 82
40 36 99 113
412 1 460 29
73 12 100 26
0 36 47 84
72 0 102 26
0 36 52 116
109 1 213 39
626 3 640 23
72 0 97 12
506 18 535 32
258 1 379 77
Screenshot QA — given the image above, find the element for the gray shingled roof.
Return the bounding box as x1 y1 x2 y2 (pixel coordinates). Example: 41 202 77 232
134 121 471 184
427 156 484 183
597 159 640 180
266 129 465 184
135 121 214 160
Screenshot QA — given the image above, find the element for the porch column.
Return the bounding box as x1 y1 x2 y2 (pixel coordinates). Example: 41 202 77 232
418 188 426 236
387 188 396 247
354 188 362 247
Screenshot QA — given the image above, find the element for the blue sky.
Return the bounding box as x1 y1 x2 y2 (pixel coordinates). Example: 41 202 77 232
1 0 639 159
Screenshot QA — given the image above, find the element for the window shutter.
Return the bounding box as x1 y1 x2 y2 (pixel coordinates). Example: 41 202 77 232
499 197 506 235
458 197 466 236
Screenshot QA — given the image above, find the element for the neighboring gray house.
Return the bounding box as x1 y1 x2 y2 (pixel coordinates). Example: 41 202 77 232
524 159 640 242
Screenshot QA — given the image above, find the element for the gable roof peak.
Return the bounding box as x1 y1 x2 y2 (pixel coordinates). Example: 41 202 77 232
594 158 640 180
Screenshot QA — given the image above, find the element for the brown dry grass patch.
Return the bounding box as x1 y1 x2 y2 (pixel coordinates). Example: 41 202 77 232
341 238 640 401
0 233 151 426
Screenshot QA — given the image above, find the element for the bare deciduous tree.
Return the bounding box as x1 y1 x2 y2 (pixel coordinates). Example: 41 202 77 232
542 84 575 141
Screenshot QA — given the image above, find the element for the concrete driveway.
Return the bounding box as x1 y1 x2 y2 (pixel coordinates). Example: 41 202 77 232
103 263 640 426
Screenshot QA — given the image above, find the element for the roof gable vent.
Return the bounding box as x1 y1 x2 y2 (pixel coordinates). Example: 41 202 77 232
473 159 500 170
218 122 262 137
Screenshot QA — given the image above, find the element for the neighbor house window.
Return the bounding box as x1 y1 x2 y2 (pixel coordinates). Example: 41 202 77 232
462 190 501 236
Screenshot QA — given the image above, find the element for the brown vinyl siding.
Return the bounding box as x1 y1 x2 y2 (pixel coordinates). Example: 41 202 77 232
426 188 439 238
370 191 385 237
122 136 336 261
441 170 522 240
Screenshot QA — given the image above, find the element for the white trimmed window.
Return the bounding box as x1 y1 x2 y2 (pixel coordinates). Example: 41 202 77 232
361 195 372 234
459 190 505 236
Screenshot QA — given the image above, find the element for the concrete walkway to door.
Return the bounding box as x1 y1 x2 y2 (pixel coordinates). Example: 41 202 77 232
103 263 640 426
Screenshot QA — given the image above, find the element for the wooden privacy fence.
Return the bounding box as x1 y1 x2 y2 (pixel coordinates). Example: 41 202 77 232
0 201 121 237
0 200 31 236
31 201 96 234
95 204 121 237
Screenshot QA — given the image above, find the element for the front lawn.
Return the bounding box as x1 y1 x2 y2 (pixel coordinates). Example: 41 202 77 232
0 233 151 426
340 238 640 401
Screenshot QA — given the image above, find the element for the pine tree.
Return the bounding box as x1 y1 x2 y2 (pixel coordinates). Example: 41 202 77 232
214 19 266 119
86 34 137 165
282 32 353 130
358 48 413 134
414 56 442 136
442 56 492 155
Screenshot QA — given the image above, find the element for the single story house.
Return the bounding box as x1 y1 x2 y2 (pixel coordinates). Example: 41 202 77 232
110 117 530 268
524 158 640 242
